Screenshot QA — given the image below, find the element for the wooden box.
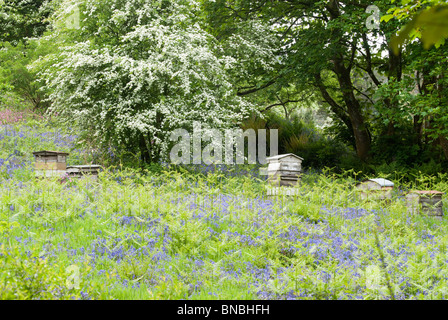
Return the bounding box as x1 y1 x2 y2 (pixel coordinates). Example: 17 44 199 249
406 190 444 219
33 150 69 176
356 178 394 201
66 165 102 181
266 153 303 187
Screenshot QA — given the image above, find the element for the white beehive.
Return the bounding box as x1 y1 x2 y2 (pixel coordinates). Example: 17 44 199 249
266 153 303 187
355 178 394 200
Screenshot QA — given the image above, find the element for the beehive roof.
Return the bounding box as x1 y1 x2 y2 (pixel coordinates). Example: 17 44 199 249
358 178 394 187
408 190 444 195
33 150 70 156
369 178 394 187
266 153 304 162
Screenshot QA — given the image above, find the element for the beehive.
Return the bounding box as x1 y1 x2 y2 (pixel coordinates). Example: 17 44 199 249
356 178 394 201
266 153 303 187
33 150 69 178
66 165 102 181
406 190 444 219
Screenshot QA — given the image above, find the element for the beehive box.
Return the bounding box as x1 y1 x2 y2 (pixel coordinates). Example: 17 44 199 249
356 178 394 201
406 190 444 219
66 165 102 181
266 153 303 187
33 150 69 178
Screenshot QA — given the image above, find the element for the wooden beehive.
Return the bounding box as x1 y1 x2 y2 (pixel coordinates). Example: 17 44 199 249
356 178 394 201
33 150 69 178
406 190 444 219
266 153 303 187
66 165 102 181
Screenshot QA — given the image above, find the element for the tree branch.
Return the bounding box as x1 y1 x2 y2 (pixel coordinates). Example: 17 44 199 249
237 78 277 96
361 33 381 87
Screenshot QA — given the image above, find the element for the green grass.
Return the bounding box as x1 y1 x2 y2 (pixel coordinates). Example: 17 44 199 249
1 167 448 300
2 117 448 300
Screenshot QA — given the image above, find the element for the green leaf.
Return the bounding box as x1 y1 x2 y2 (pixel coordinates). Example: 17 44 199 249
390 19 417 55
381 14 395 23
390 5 448 54
418 6 448 49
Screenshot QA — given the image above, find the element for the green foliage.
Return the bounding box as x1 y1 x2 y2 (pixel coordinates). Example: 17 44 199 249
0 220 84 299
0 244 78 299
370 131 421 166
264 112 351 170
33 0 255 164
3 116 448 300
0 0 54 45
2 163 448 300
389 3 448 54
0 40 52 110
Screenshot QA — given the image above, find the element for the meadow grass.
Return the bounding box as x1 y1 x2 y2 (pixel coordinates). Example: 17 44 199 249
2 116 448 300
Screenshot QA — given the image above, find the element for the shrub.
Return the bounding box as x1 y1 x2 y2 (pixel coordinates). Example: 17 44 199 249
263 112 352 170
34 0 255 164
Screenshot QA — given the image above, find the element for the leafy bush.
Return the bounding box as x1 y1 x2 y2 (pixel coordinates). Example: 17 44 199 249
0 41 52 110
263 112 351 170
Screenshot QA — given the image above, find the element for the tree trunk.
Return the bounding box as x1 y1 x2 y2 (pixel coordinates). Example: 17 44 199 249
326 0 371 162
333 57 371 161
146 110 164 164
314 73 353 134
413 115 423 146
139 133 150 165
388 48 402 82
439 136 448 160
384 48 402 135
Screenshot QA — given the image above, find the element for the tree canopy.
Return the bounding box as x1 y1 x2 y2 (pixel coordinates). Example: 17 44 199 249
34 0 255 163
1 0 448 169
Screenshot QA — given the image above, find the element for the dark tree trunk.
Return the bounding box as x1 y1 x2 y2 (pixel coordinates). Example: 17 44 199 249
439 136 448 160
333 57 371 161
139 133 151 164
325 0 371 162
146 110 164 164
388 48 402 82
386 121 395 136
384 48 402 135
314 73 353 134
413 115 423 146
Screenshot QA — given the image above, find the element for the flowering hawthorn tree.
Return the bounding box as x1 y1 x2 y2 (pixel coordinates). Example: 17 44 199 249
35 0 255 163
